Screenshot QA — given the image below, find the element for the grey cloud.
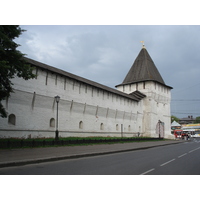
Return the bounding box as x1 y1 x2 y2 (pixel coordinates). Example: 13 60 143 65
15 25 200 118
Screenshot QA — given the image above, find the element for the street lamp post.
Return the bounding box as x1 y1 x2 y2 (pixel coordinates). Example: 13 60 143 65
55 95 60 140
158 120 161 138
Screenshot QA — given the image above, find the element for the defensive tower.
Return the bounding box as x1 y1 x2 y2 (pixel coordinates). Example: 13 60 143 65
116 44 173 138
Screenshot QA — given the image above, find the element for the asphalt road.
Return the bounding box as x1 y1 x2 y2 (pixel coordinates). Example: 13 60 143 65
1 138 200 175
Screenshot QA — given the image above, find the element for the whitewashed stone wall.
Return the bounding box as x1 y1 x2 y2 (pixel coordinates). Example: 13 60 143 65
0 67 144 138
116 81 172 138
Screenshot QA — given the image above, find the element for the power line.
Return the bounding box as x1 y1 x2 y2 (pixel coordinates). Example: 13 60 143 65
171 111 200 115
172 99 200 101
173 81 200 94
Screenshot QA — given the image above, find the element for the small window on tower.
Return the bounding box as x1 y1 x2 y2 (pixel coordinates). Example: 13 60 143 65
8 114 16 125
79 121 83 129
50 118 55 127
116 124 119 131
100 123 104 130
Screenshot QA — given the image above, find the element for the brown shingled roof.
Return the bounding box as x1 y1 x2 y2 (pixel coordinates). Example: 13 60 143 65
130 91 146 101
116 47 172 89
24 57 145 102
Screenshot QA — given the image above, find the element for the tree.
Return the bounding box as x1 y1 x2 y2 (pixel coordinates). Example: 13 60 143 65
0 25 36 118
171 115 179 123
194 116 200 123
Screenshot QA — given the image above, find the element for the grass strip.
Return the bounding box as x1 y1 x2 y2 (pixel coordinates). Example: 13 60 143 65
0 136 164 149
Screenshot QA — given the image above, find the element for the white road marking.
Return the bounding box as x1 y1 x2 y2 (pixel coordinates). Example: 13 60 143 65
189 147 200 153
160 159 175 167
192 139 200 143
178 153 187 158
140 168 155 175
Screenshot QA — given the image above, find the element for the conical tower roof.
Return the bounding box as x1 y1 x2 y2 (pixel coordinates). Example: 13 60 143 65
116 46 172 89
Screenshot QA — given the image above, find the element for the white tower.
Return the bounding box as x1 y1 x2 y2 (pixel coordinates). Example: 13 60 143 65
116 45 173 138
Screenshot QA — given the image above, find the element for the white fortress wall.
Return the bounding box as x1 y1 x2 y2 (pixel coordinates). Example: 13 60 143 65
0 67 143 138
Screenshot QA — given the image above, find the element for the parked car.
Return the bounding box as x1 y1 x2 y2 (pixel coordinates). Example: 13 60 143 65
174 130 183 138
174 130 189 140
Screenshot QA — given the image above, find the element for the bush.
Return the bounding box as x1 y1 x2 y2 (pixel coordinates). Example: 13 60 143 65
0 137 164 149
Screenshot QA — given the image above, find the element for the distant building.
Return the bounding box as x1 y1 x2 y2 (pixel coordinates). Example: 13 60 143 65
179 116 195 125
171 121 181 130
0 45 173 139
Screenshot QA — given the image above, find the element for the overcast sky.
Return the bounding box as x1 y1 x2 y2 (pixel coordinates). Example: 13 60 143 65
2 0 199 192
14 25 200 119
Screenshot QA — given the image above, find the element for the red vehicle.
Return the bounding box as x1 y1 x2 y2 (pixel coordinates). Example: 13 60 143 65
174 130 183 138
174 130 189 139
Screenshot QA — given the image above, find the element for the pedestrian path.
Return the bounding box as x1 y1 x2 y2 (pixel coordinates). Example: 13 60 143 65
0 139 185 168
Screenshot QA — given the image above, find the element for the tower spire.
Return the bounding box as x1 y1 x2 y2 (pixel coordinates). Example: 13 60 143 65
116 46 172 89
140 41 145 48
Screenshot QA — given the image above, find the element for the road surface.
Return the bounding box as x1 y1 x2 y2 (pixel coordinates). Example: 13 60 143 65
0 138 200 175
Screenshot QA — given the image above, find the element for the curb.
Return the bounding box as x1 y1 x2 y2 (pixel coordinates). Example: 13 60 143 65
0 141 184 168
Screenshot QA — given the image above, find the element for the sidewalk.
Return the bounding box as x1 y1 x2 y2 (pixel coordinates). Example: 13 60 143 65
0 139 186 168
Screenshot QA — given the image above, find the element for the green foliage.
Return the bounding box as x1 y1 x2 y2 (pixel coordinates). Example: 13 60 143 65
0 25 36 118
171 115 179 123
0 137 164 149
194 116 200 123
